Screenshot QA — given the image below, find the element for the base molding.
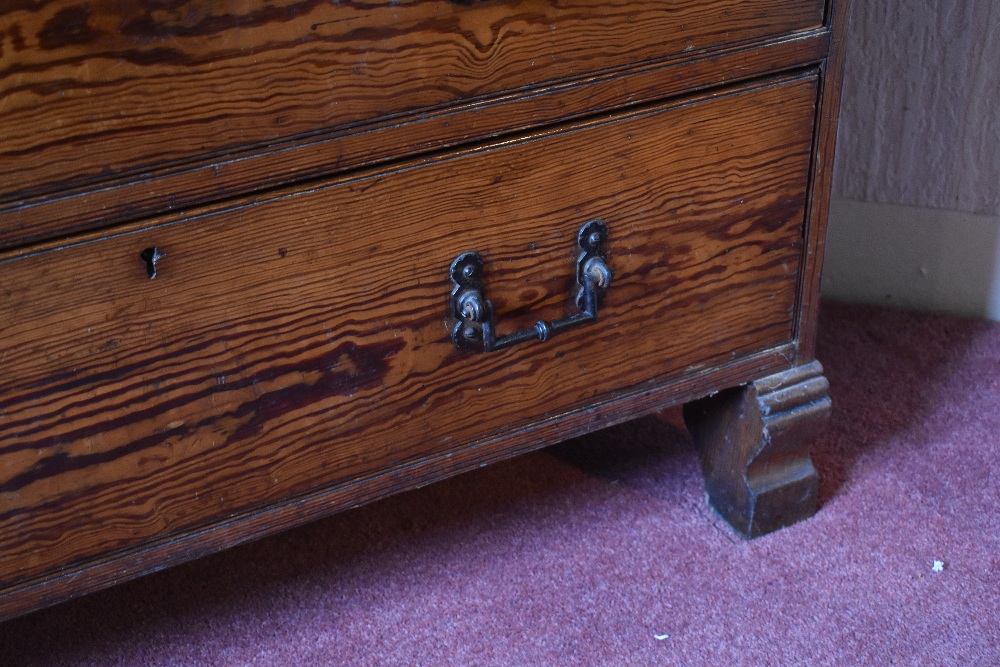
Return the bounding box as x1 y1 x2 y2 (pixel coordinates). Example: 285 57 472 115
823 198 1000 321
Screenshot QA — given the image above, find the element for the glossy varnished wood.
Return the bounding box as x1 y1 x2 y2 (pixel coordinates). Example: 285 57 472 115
0 30 831 250
0 0 824 244
0 75 818 590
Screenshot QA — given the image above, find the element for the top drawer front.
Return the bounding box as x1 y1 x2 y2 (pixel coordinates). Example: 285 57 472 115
0 0 823 211
0 75 818 587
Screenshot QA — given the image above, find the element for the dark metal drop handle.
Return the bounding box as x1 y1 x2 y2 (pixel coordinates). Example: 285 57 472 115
450 220 613 352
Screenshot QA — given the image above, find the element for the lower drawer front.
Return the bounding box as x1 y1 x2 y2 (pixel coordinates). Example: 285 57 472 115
0 75 817 586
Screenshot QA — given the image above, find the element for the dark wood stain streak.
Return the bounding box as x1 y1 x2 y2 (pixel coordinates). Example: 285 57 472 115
224 339 403 444
36 5 97 49
0 269 393 392
0 337 239 437
0 426 197 501
0 286 434 414
0 339 403 496
2 22 28 53
0 323 407 446
117 0 327 41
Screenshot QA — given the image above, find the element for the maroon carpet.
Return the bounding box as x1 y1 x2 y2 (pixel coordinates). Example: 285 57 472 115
3 302 999 666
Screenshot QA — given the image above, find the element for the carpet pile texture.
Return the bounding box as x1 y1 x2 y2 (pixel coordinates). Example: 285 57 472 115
2 301 998 665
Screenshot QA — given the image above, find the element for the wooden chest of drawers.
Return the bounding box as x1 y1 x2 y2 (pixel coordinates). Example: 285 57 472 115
0 0 850 619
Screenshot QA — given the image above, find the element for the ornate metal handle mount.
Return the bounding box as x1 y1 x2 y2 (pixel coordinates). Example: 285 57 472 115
450 220 613 352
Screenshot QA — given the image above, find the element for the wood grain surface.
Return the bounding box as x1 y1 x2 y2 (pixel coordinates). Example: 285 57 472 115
0 30 830 250
0 342 801 620
0 0 823 215
0 73 818 589
684 360 831 537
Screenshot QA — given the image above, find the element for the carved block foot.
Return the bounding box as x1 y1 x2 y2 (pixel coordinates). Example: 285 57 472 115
683 361 831 538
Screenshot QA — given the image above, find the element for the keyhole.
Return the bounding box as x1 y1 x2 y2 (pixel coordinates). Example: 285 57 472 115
140 247 165 279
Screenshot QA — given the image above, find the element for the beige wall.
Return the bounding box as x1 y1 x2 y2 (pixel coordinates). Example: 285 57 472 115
824 1 1000 319
832 0 999 215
